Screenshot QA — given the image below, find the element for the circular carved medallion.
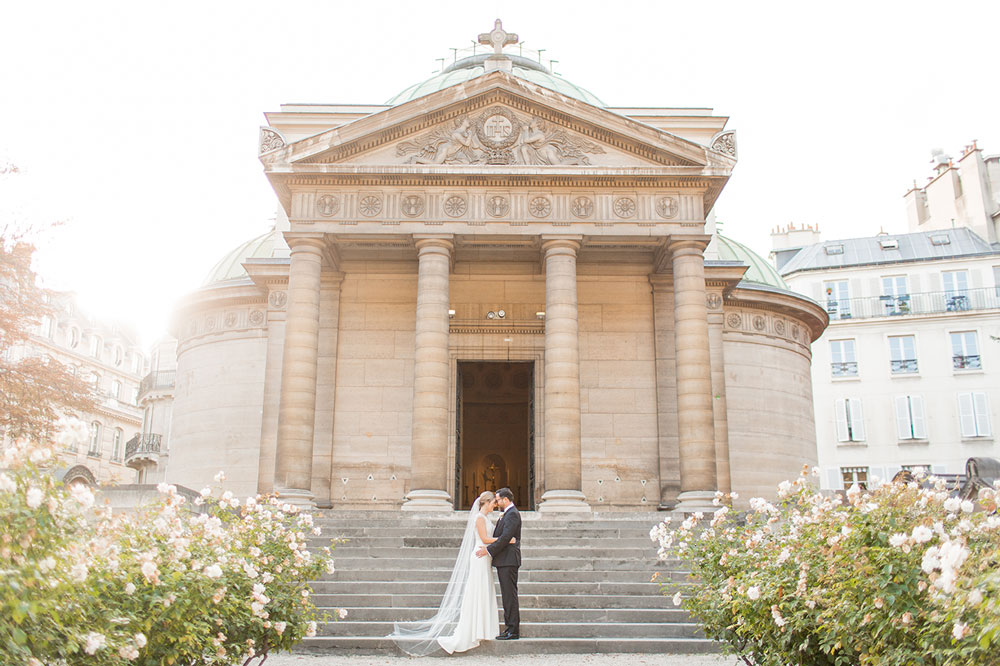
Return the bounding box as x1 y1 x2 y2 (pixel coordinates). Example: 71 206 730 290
401 195 424 217
359 195 382 217
655 196 679 219
613 197 636 218
726 313 742 329
224 312 238 328
486 195 510 217
752 315 766 331
316 194 339 217
475 107 522 151
706 292 723 310
269 291 287 309
249 310 265 326
774 319 786 336
529 196 551 218
443 195 467 217
571 196 594 218
205 316 217 331
792 325 800 340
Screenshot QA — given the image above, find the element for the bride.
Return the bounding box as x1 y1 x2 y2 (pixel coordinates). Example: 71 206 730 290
389 490 512 655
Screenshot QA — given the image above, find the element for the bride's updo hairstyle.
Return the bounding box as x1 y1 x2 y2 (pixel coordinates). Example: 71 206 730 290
476 490 495 510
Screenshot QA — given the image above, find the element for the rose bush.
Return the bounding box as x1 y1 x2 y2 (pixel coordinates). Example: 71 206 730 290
651 467 1000 666
1 432 343 665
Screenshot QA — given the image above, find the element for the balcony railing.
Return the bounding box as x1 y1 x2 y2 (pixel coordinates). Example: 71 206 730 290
890 359 919 374
953 355 982 370
826 287 1000 321
831 361 858 377
139 371 175 400
124 432 161 468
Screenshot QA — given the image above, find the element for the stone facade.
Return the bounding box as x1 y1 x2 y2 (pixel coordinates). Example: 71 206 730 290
161 26 827 511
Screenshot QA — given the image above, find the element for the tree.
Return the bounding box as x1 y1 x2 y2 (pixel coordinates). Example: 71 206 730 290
0 167 95 439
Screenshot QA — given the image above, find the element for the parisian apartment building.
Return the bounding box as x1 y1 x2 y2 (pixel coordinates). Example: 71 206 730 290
772 142 1000 490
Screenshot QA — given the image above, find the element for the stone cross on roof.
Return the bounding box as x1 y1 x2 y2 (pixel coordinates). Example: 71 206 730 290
478 19 518 57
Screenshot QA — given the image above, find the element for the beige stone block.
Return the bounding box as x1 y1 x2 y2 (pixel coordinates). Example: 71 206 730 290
584 388 637 414
338 330 396 359
581 412 614 437
394 331 415 359
451 280 505 302
356 279 418 303
381 386 414 410
364 359 409 386
335 359 366 387
579 360 599 389
333 411 361 436
580 332 639 361
502 280 545 301
365 303 416 331
599 304 651 332
578 304 603 331
338 303 366 330
336 386 384 412
613 413 658 438
578 280 642 305
597 360 655 389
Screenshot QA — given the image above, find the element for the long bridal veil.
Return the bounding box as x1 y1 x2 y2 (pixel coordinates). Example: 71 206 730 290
388 500 484 656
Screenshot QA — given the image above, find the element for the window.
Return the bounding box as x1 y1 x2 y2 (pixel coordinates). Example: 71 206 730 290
109 379 122 400
130 386 139 405
879 238 899 250
841 466 869 490
130 352 142 374
114 346 123 367
830 339 858 377
895 395 927 440
111 428 123 462
930 234 951 246
902 464 931 477
880 275 910 315
958 392 992 438
951 331 981 370
39 316 54 338
89 335 102 359
993 266 1000 298
888 335 918 374
91 373 101 392
69 327 80 349
824 280 851 320
835 398 866 442
943 270 970 311
88 421 102 456
825 244 844 255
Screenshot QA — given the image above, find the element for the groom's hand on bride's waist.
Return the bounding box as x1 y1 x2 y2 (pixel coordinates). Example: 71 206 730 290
475 546 488 558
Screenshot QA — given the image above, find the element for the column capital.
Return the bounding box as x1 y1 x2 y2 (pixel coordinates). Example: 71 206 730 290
648 273 674 292
667 234 712 255
283 232 338 269
413 234 454 250
541 235 583 257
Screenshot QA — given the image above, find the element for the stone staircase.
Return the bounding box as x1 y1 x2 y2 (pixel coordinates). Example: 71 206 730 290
301 511 716 655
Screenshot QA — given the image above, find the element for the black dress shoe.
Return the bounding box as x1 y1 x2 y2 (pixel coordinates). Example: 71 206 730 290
496 633 519 640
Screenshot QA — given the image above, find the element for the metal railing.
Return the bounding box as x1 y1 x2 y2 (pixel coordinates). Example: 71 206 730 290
139 371 175 399
124 432 161 465
953 355 982 370
890 359 919 374
826 287 1000 321
831 361 858 377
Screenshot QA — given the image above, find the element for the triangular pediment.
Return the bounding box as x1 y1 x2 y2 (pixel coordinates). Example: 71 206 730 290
264 72 732 171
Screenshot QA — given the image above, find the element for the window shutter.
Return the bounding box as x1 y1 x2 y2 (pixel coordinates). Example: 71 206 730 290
826 469 842 491
958 393 977 438
869 466 886 486
849 398 865 441
895 396 912 440
910 396 927 439
835 399 849 442
973 392 991 437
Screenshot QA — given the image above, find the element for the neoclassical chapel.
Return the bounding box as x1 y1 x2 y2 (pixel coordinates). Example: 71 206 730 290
164 22 828 512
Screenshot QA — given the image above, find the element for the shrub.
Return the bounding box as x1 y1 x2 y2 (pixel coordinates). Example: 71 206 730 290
1 435 341 665
651 467 1000 666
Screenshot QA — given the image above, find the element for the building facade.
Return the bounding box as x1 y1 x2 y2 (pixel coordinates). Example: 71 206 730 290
773 146 1000 489
161 23 827 512
3 292 145 484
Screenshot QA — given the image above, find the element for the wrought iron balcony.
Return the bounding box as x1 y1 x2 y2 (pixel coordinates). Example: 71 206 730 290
138 371 175 401
953 354 982 370
124 433 161 469
826 287 1000 321
890 359 919 374
831 361 858 377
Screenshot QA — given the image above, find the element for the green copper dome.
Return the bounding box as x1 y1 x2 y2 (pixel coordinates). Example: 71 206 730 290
202 230 288 286
386 54 605 107
714 234 789 290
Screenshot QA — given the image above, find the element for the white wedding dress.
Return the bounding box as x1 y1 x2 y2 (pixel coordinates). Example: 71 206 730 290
437 513 500 653
388 502 500 656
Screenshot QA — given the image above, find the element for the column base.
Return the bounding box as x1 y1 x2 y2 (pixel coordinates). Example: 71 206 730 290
538 490 591 513
275 487 316 510
401 489 453 512
674 490 718 514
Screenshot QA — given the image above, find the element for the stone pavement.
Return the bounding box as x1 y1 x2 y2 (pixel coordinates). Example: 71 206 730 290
267 653 739 665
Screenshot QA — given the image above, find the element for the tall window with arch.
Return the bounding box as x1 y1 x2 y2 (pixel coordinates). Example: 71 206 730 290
88 421 102 457
112 428 123 462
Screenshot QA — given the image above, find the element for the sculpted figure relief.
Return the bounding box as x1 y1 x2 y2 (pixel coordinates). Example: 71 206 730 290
397 110 604 166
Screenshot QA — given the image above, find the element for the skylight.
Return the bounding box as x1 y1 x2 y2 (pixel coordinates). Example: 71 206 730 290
824 244 844 255
879 239 899 250
930 234 951 246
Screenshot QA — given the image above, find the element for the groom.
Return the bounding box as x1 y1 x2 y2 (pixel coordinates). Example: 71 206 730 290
476 487 520 640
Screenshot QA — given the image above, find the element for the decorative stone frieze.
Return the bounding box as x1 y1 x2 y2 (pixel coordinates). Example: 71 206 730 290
711 130 737 158
258 128 285 154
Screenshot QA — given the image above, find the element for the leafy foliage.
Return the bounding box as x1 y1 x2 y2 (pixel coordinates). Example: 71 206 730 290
651 468 1000 666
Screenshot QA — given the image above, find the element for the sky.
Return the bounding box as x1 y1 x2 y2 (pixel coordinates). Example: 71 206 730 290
1 0 997 344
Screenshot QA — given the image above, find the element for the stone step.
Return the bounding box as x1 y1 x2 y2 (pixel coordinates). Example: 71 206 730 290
320 527 658 539
311 580 663 596
324 537 658 549
298 636 718 655
325 606 692 623
331 557 668 571
330 546 660 559
317 620 702 639
323 568 687 583
319 593 677 610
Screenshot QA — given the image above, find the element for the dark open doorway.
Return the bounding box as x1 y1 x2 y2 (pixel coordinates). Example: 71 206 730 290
455 361 534 510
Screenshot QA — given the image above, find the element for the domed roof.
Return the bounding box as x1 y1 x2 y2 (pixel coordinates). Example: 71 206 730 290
202 229 289 286
386 54 605 107
713 234 789 290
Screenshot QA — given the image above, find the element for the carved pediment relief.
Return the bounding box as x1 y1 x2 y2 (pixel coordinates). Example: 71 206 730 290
395 105 606 166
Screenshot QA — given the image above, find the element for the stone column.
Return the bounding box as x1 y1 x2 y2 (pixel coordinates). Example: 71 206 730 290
539 236 589 513
312 272 343 508
649 274 680 508
706 289 732 494
402 235 454 512
670 237 718 512
274 233 327 507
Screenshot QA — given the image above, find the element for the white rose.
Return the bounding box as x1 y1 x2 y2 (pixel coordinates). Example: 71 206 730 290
305 621 317 637
911 525 933 543
338 608 348 619
125 582 136 595
83 632 106 655
888 533 907 548
952 622 969 640
960 500 974 513
747 586 761 600
0 473 15 493
274 621 286 635
26 487 44 509
943 497 961 513
214 471 226 483
672 592 683 606
203 564 223 579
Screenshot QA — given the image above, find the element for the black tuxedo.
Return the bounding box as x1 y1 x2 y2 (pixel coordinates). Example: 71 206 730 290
486 504 521 634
